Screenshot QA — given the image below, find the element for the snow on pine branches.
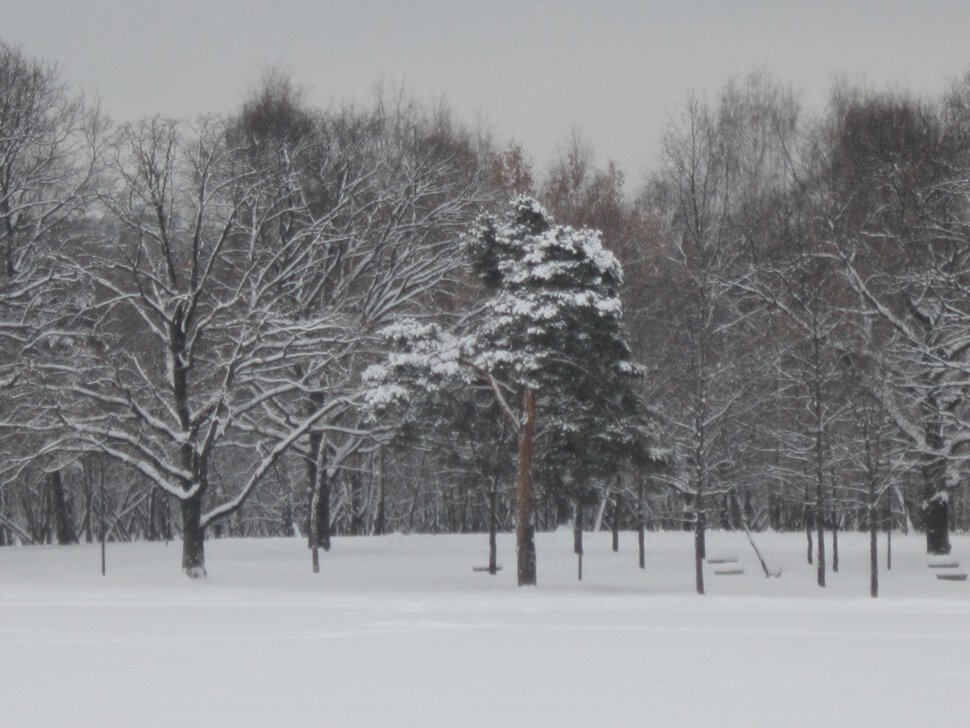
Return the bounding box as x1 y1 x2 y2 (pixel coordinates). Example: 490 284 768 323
367 197 637 397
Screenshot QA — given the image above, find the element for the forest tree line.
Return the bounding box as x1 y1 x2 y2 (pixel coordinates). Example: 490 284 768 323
3 41 970 583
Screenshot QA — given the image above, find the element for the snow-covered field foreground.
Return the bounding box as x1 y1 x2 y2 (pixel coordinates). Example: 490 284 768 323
2 529 969 727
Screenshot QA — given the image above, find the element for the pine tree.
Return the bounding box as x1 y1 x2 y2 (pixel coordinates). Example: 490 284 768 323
366 196 647 586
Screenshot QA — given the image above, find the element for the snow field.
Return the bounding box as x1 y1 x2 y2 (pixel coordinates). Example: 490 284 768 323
2 529 969 727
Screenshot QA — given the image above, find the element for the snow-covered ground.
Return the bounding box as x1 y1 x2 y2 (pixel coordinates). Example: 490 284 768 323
2 529 968 727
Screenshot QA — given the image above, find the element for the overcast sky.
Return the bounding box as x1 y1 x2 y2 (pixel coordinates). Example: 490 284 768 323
2 1 969 186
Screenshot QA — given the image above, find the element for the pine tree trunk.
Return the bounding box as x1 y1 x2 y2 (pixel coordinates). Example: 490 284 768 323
180 494 206 578
515 388 537 587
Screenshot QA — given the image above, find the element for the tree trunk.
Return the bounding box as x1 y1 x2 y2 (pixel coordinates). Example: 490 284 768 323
100 511 106 576
574 499 583 581
697 509 706 560
869 497 878 599
488 481 498 575
350 467 364 536
895 486 909 535
374 449 386 537
310 527 320 573
515 388 537 587
82 480 93 544
100 464 106 577
309 469 322 574
813 465 826 587
816 506 826 588
922 426 951 554
694 488 705 595
159 496 173 542
886 523 892 571
593 496 607 532
318 467 331 549
637 480 646 570
306 432 331 552
831 511 839 573
811 330 826 587
573 500 583 555
280 495 295 538
307 431 320 548
180 494 206 578
0 486 7 546
47 470 74 545
147 488 159 541
805 510 814 565
611 487 621 553
814 457 826 587
924 496 950 554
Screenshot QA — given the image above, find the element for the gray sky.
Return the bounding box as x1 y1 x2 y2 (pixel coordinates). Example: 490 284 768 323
2 1 969 185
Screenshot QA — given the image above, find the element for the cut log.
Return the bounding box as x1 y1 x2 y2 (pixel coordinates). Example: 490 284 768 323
472 565 503 573
713 566 744 575
706 555 738 564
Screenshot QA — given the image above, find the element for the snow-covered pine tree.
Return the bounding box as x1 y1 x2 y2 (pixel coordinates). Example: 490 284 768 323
366 196 645 586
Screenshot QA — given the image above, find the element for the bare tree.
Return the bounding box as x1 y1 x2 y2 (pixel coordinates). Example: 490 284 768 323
0 42 105 545
27 116 361 575
646 89 764 594
229 83 495 567
826 91 970 555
